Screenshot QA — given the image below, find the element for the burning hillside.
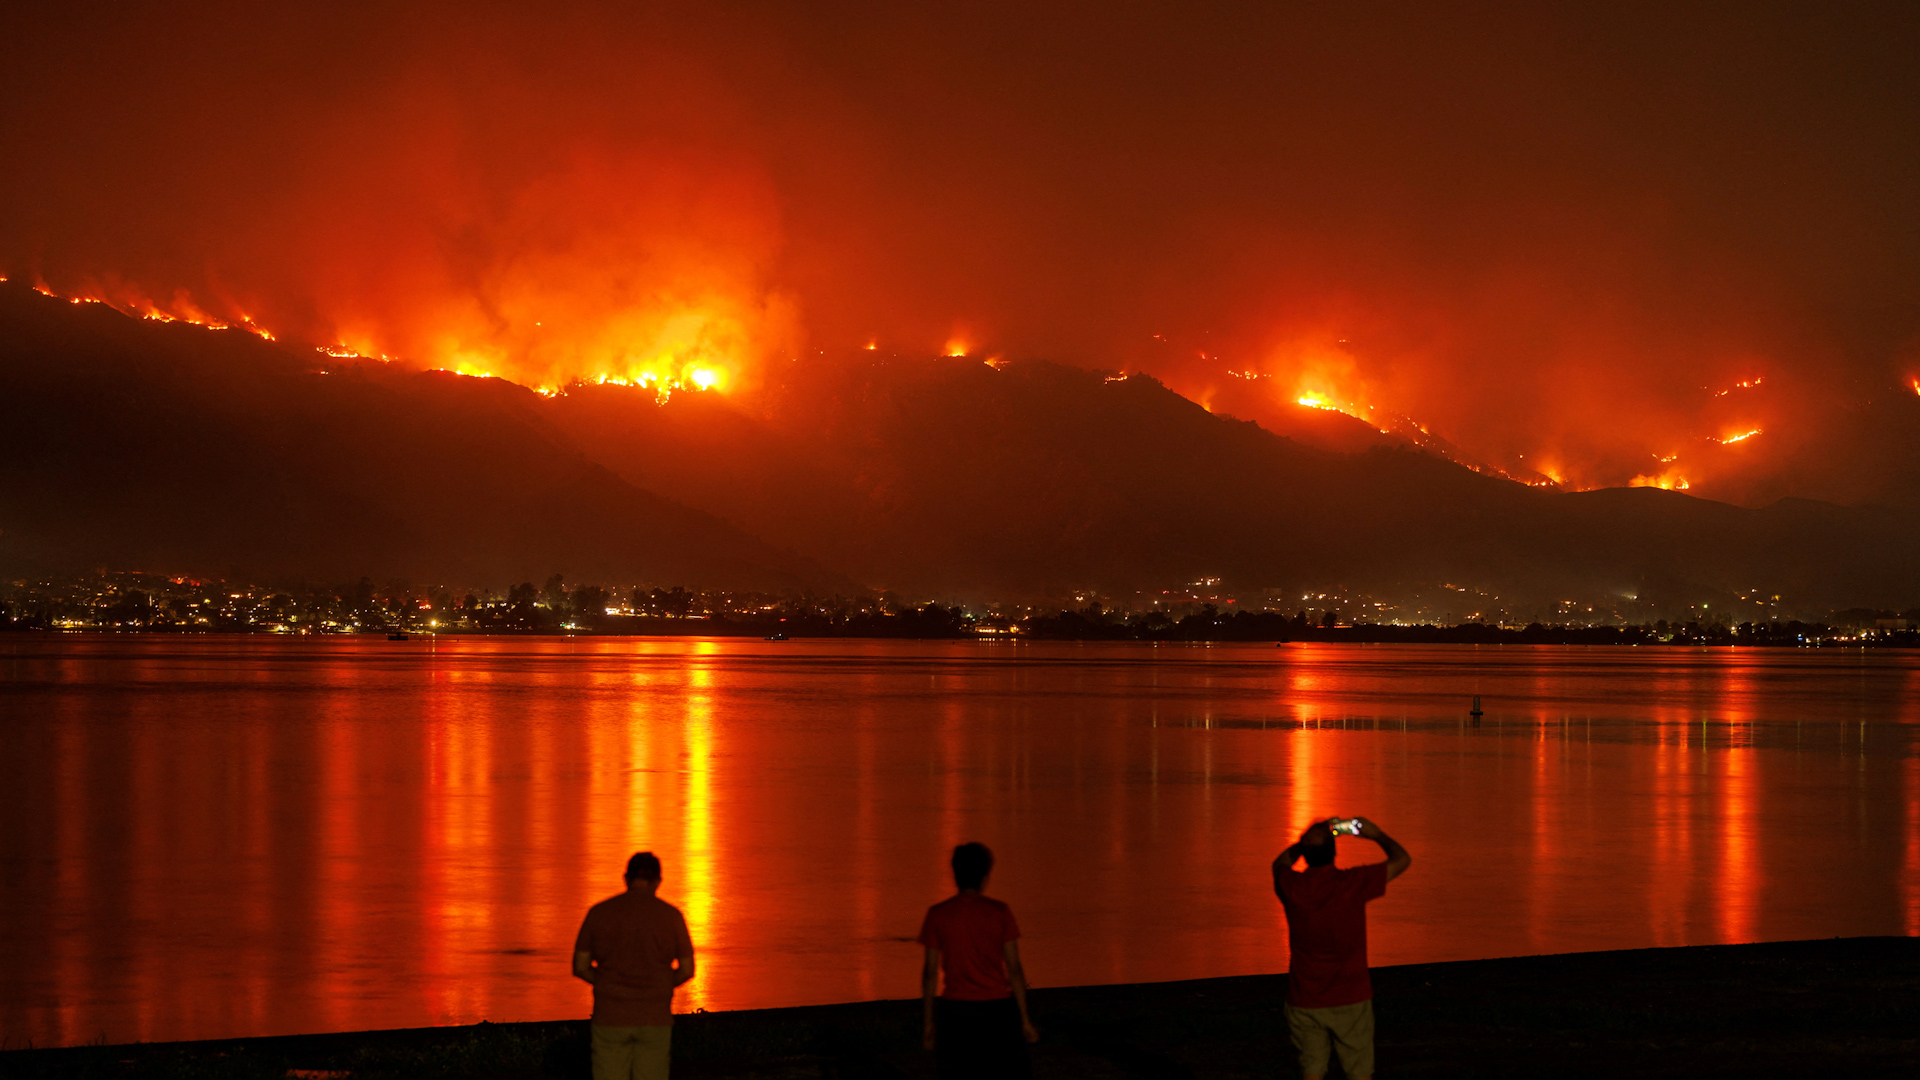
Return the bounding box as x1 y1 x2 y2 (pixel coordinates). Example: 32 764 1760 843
5 282 1920 607
6 5 1920 518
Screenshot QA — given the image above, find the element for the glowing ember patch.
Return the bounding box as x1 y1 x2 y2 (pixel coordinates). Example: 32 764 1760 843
1630 472 1691 491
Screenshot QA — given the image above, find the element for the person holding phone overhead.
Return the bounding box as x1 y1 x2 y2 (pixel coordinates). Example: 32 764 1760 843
1272 817 1412 1080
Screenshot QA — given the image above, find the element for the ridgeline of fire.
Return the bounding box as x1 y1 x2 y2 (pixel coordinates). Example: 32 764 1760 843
4 573 1915 647
8 281 1920 614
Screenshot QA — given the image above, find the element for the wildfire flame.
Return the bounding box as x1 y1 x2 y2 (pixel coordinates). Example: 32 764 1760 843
1630 470 1691 491
24 279 276 340
17 275 736 405
1712 428 1762 445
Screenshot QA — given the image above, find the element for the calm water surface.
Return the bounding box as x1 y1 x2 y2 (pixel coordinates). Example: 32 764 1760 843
2 636 1917 1046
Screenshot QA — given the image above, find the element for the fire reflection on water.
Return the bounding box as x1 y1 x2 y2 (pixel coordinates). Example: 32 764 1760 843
1 639 1916 1048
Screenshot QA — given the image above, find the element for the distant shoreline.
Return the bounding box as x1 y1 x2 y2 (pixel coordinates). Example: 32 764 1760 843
4 623 1916 647
8 937 1916 1078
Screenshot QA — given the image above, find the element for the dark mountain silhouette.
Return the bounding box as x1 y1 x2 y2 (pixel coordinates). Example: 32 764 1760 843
5 283 1916 609
555 352 1920 607
0 284 832 589
1689 385 1920 510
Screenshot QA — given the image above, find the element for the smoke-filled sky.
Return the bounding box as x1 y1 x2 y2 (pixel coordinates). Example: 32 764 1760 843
5 1 1919 498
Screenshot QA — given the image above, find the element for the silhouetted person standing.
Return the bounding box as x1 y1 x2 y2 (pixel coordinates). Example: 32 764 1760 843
919 842 1038 1079
573 852 697 1080
1272 818 1412 1080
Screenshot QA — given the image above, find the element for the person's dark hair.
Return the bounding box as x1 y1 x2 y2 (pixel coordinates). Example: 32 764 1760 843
951 842 994 890
1303 837 1336 867
626 851 663 881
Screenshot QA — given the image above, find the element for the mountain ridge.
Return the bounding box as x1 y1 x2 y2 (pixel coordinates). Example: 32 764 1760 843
0 285 834 590
4 282 1916 612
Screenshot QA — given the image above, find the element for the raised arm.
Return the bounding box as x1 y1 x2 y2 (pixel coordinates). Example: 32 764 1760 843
1357 818 1412 881
1271 843 1302 893
1274 819 1334 893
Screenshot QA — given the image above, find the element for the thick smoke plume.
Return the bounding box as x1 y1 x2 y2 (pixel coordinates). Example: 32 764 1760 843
4 2 1918 502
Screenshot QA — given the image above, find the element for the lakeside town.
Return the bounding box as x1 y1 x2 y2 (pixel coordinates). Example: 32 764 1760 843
3 570 1914 646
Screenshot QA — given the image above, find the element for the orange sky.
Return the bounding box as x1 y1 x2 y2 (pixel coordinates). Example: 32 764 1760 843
3 2 1918 499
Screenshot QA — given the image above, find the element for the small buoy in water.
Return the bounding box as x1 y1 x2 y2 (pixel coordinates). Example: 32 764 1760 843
1470 695 1483 722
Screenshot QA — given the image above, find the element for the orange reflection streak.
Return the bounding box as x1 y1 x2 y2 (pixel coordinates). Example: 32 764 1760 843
421 680 454 1024
674 656 718 1014
1646 702 1694 947
852 701 880 1003
1285 722 1324 848
48 696 86 1047
940 695 966 856
1526 716 1555 956
1906 753 1920 937
239 700 274 1037
1717 741 1758 943
12 639 1920 1048
438 667 494 1023
315 694 362 1037
1898 663 1920 938
1714 657 1760 944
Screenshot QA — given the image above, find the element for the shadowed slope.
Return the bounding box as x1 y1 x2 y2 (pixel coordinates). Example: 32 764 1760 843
0 285 832 588
5 285 1914 607
557 353 1920 606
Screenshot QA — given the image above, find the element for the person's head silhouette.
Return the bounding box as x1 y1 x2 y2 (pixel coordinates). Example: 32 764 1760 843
951 842 993 892
625 851 662 891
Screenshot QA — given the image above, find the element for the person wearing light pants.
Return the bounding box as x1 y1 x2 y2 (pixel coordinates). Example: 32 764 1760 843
573 852 697 1080
1272 817 1412 1080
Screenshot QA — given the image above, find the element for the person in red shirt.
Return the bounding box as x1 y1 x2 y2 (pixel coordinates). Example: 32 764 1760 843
1272 817 1412 1080
918 842 1039 1079
573 852 697 1080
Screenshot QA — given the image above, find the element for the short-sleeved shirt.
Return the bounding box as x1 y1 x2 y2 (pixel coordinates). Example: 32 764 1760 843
917 893 1021 1001
573 891 695 1027
1273 861 1389 1008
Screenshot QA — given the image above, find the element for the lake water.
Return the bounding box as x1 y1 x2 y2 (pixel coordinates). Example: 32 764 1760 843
2 636 1916 1047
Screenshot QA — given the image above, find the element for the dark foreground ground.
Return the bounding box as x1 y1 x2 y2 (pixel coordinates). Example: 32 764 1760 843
5 938 1916 1079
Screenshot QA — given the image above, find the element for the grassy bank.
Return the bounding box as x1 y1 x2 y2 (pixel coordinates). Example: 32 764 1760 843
5 938 1916 1079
